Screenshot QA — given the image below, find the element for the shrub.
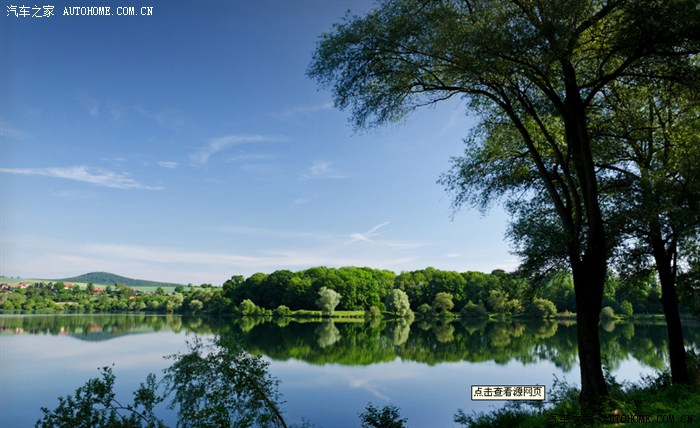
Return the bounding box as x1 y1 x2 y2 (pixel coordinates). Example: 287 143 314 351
504 299 524 316
527 298 558 318
417 303 433 318
600 306 615 319
433 292 455 315
316 287 342 316
460 300 488 319
274 305 292 317
620 300 634 317
385 289 411 317
359 403 407 428
238 299 258 316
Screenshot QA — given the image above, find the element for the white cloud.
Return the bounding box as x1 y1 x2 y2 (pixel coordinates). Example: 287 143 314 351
0 166 162 190
300 160 346 180
191 135 281 165
158 161 178 169
349 221 391 243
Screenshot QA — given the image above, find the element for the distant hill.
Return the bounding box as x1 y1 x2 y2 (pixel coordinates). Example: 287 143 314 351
57 272 184 288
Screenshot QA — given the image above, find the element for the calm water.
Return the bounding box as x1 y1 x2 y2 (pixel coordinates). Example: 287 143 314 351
1 314 696 427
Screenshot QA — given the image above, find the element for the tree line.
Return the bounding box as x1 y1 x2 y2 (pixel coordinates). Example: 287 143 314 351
221 266 670 318
0 282 230 314
0 266 678 319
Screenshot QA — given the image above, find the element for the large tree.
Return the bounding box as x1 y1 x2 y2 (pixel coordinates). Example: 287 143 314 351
309 0 700 403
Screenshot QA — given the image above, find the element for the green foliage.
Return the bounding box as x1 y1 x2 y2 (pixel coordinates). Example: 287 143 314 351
37 335 287 428
274 305 292 318
504 299 524 316
455 370 700 428
315 320 342 348
433 292 454 315
460 300 488 320
163 336 286 427
600 306 615 320
487 289 509 313
416 303 433 318
366 305 382 320
316 286 342 316
35 365 165 428
359 403 407 428
188 299 203 313
619 301 634 318
239 299 260 316
527 298 558 319
385 289 411 317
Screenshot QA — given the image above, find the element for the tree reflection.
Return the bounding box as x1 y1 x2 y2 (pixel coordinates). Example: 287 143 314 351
163 335 286 427
390 316 413 346
315 320 341 348
4 314 697 373
37 334 288 428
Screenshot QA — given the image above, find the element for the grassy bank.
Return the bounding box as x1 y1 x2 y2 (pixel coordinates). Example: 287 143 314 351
460 384 699 427
457 353 700 428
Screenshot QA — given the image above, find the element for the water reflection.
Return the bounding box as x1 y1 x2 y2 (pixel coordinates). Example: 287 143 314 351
0 314 696 372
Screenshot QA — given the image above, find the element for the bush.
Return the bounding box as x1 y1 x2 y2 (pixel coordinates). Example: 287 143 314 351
359 403 407 428
238 299 258 316
385 289 411 317
527 298 558 318
433 292 454 315
600 306 615 319
274 305 292 317
620 300 634 317
417 303 433 317
504 298 524 316
316 287 342 316
460 300 488 319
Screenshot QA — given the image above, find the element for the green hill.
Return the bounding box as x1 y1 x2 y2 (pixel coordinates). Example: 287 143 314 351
58 272 184 288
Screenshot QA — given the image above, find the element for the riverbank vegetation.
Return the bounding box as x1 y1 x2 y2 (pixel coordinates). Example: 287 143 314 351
1 266 686 321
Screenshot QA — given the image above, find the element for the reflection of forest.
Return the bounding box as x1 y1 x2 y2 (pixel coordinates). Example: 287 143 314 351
0 314 226 339
1 314 697 372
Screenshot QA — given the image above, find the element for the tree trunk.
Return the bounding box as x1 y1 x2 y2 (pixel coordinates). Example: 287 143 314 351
572 256 609 407
651 235 690 385
561 69 610 406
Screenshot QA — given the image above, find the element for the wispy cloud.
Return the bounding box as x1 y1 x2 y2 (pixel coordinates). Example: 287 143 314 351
158 161 178 169
349 221 391 243
0 122 28 139
191 135 282 165
300 160 346 180
272 101 334 120
0 166 162 190
2 230 426 285
227 153 278 162
79 90 99 117
220 225 333 241
134 105 191 130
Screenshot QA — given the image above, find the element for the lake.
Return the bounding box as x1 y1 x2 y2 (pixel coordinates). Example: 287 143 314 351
1 314 696 427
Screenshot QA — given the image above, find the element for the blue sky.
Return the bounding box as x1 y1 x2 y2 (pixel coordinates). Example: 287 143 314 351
1 0 514 284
